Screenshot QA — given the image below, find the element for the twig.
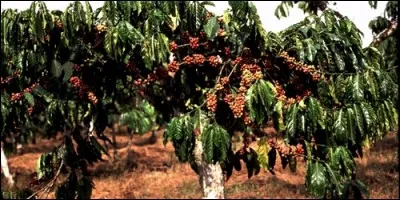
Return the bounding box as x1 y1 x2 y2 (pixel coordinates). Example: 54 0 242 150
27 159 64 199
215 60 230 84
227 63 239 79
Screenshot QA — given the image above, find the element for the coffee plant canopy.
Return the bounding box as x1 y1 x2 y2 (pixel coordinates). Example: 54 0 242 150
1 1 398 199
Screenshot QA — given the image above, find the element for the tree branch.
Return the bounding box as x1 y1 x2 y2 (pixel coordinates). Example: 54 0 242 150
27 159 64 199
371 20 398 46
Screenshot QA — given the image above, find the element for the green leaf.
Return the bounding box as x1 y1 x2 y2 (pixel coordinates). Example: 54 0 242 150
85 1 93 30
306 162 328 198
360 103 372 132
352 74 364 101
295 37 305 61
204 16 219 40
346 107 356 144
51 60 63 78
23 92 35 106
286 104 298 138
279 4 287 18
193 109 209 133
62 61 73 82
333 109 347 144
256 137 269 170
353 104 365 137
334 52 345 71
304 39 317 62
273 101 285 131
307 97 325 130
202 123 230 164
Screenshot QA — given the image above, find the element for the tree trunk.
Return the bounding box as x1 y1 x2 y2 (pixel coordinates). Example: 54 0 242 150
126 131 136 169
193 138 225 199
112 126 118 162
1 147 14 187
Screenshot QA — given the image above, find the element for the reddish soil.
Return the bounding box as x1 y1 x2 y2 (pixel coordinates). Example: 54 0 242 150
1 128 398 199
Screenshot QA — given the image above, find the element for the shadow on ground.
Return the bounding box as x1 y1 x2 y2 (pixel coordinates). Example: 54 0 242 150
1 129 398 199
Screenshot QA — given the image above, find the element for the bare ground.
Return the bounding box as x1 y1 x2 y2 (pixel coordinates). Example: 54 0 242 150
1 129 398 199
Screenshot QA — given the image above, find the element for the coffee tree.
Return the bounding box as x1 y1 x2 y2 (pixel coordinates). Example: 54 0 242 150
1 1 158 198
1 1 398 199
159 1 398 198
368 1 398 106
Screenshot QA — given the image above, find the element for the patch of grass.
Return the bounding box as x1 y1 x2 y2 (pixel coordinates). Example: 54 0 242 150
226 182 261 197
177 181 200 198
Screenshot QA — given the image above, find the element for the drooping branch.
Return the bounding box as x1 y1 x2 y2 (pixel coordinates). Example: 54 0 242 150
371 20 397 46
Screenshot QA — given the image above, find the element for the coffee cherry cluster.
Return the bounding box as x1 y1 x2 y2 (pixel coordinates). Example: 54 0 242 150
276 142 305 157
295 144 305 154
96 24 107 33
200 31 206 40
10 82 39 103
0 76 12 85
215 83 224 91
274 82 287 101
268 138 277 148
14 70 21 77
254 71 263 80
240 70 256 89
134 79 143 86
206 93 217 112
229 93 246 118
11 92 23 102
87 91 98 104
193 54 206 64
218 28 226 37
73 64 81 72
146 72 157 83
224 94 234 104
220 77 229 86
23 83 39 93
169 41 178 52
69 76 82 88
311 72 321 81
243 112 252 125
232 57 243 66
168 61 180 72
183 56 195 65
189 37 199 49
279 51 322 81
28 107 34 115
286 98 296 105
241 64 261 73
69 76 91 99
208 56 221 68
224 47 231 56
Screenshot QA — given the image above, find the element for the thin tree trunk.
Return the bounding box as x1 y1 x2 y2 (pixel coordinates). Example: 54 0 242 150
1 147 14 187
193 137 225 199
126 131 136 169
112 126 118 162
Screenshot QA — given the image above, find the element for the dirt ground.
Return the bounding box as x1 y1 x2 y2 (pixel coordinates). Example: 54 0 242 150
1 128 399 199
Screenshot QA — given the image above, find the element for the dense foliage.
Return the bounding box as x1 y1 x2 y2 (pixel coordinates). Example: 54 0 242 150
1 1 397 199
